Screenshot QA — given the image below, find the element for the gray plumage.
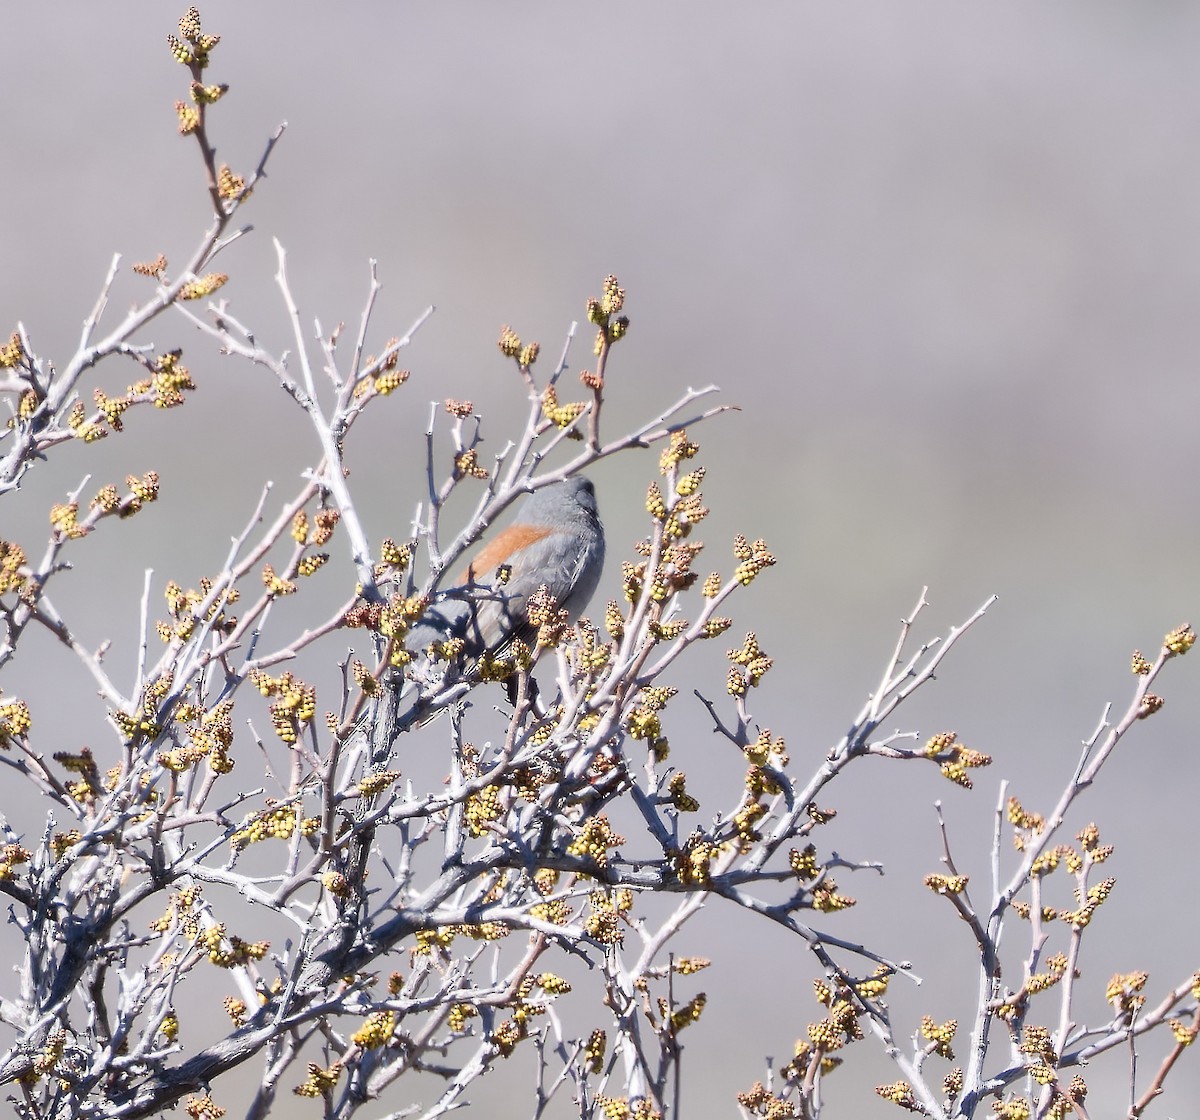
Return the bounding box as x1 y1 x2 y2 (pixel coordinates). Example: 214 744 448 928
406 476 604 660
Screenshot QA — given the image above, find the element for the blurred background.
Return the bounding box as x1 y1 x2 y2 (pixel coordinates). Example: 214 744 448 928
4 2 1200 1114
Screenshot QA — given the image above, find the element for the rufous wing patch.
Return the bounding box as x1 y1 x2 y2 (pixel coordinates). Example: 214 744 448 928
458 524 557 585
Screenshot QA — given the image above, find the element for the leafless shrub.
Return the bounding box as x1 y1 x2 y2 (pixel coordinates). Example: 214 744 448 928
0 11 1195 1120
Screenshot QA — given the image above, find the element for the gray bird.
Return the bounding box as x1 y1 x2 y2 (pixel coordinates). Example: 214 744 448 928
406 475 605 662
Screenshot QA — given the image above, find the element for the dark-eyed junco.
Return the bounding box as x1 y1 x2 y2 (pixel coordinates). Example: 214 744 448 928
406 475 605 669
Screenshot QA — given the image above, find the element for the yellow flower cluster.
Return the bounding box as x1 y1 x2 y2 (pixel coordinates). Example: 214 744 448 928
351 1010 396 1049
594 1098 660 1120
663 992 706 1034
807 804 837 825
672 834 726 886
922 731 992 789
216 163 243 199
149 885 203 933
92 388 131 432
736 1081 799 1118
647 618 687 641
293 1062 342 1098
1060 877 1116 929
465 784 504 837
248 671 317 745
260 564 296 597
157 700 235 774
566 815 625 870
745 728 788 767
745 765 780 800
296 553 328 577
584 1028 606 1073
373 538 413 584
489 1015 528 1057
197 923 268 968
874 1082 918 1109
541 385 587 429
1007 797 1045 847
645 482 667 521
120 471 160 517
1170 1019 1198 1045
733 799 767 850
1024 954 1068 997
497 324 523 358
447 1003 478 1033
62 400 102 441
626 686 676 758
356 768 400 796
1009 901 1058 925
921 1016 957 1060
178 273 228 301
604 600 626 641
413 927 456 957
584 901 623 946
231 804 319 849
530 896 571 926
668 772 699 812
811 880 856 913
156 576 237 643
1106 971 1148 1016
855 968 891 1000
0 331 26 368
50 500 88 537
170 7 220 65
0 844 31 881
1077 823 1113 862
574 619 612 673
21 1029 67 1085
53 746 103 803
0 540 26 595
102 349 194 418
184 1095 225 1120
50 830 82 860
160 1010 180 1042
174 101 200 134
1164 622 1196 655
992 1097 1031 1119
347 593 430 665
727 632 772 696
1018 1025 1057 1083
620 559 654 604
455 921 509 941
585 274 631 353
924 873 968 896
0 695 32 748
534 972 572 995
301 508 339 546
649 484 709 543
732 534 775 585
789 845 819 880
454 448 489 480
524 585 569 649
